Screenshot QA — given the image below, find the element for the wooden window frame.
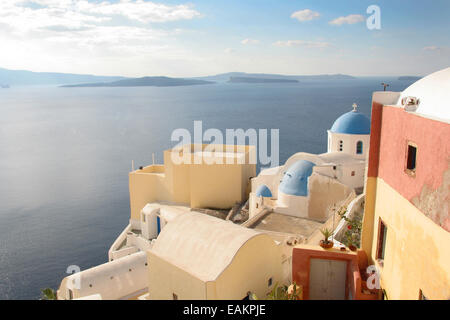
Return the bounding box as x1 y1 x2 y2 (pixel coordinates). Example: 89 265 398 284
405 141 417 177
376 218 387 262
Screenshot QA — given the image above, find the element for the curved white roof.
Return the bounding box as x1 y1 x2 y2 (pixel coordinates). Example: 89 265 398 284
60 251 147 300
397 67 450 121
150 212 266 281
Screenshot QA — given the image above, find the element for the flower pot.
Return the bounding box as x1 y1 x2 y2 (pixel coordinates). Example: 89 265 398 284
349 245 357 251
340 246 346 251
320 240 334 249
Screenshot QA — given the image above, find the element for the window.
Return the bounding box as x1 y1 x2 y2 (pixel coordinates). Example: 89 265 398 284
406 142 417 174
356 141 363 154
376 219 387 261
268 277 273 287
339 140 343 152
351 171 355 177
172 293 178 300
68 289 73 300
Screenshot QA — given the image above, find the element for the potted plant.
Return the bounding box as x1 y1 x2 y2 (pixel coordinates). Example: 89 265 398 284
344 223 360 251
266 282 303 300
319 228 334 249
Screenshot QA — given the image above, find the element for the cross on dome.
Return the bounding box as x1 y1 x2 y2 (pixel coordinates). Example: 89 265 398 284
352 103 358 112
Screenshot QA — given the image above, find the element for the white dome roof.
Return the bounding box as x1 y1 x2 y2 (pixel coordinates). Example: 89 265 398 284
397 67 450 121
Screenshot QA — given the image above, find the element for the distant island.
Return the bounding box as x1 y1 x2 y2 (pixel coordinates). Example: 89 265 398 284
195 72 356 82
61 76 215 88
398 76 422 81
0 67 125 86
229 76 299 84
0 67 361 86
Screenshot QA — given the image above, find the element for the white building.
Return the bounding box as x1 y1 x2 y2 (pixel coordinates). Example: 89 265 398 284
249 104 371 221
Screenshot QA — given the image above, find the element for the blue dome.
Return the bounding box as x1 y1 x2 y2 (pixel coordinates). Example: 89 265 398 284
279 160 315 197
255 185 272 198
330 111 371 135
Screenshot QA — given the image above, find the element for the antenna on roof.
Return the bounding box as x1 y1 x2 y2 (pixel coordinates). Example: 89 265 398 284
352 103 358 112
381 82 390 91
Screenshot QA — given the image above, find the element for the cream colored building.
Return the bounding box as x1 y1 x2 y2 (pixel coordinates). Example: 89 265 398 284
147 212 283 300
129 144 256 226
58 144 259 300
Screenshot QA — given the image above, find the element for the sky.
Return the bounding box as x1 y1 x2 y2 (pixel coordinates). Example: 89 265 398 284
0 0 449 77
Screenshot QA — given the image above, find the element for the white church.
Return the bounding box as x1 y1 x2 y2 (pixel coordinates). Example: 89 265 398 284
249 104 371 221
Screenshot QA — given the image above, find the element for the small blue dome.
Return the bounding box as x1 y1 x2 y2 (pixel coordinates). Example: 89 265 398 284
330 111 371 135
255 185 272 198
279 160 315 197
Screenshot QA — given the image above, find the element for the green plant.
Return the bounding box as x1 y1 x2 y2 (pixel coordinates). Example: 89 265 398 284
266 282 302 300
320 228 333 244
337 205 347 216
248 292 258 300
40 288 57 300
338 208 362 248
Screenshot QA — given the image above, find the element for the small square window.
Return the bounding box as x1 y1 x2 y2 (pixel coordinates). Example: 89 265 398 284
406 143 417 174
172 293 178 300
268 277 273 287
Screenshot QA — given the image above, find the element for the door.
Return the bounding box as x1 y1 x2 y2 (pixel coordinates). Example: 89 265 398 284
309 258 347 300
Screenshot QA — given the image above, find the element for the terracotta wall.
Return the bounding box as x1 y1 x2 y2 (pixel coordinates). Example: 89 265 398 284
374 106 450 231
291 245 377 300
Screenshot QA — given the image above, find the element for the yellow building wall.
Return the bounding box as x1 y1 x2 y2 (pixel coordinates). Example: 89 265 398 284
128 145 256 220
190 163 247 209
210 236 283 300
129 171 170 221
147 251 207 300
147 235 282 300
361 177 377 256
164 149 191 206
364 178 450 300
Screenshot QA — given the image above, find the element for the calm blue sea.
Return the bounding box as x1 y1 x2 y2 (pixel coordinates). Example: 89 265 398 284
0 78 414 299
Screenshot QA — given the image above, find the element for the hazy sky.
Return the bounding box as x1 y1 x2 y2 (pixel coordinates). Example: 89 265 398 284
0 0 449 77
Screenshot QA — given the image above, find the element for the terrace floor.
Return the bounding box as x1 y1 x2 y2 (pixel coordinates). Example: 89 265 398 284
250 212 324 238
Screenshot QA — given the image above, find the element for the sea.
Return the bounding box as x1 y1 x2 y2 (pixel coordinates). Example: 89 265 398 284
0 77 415 299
